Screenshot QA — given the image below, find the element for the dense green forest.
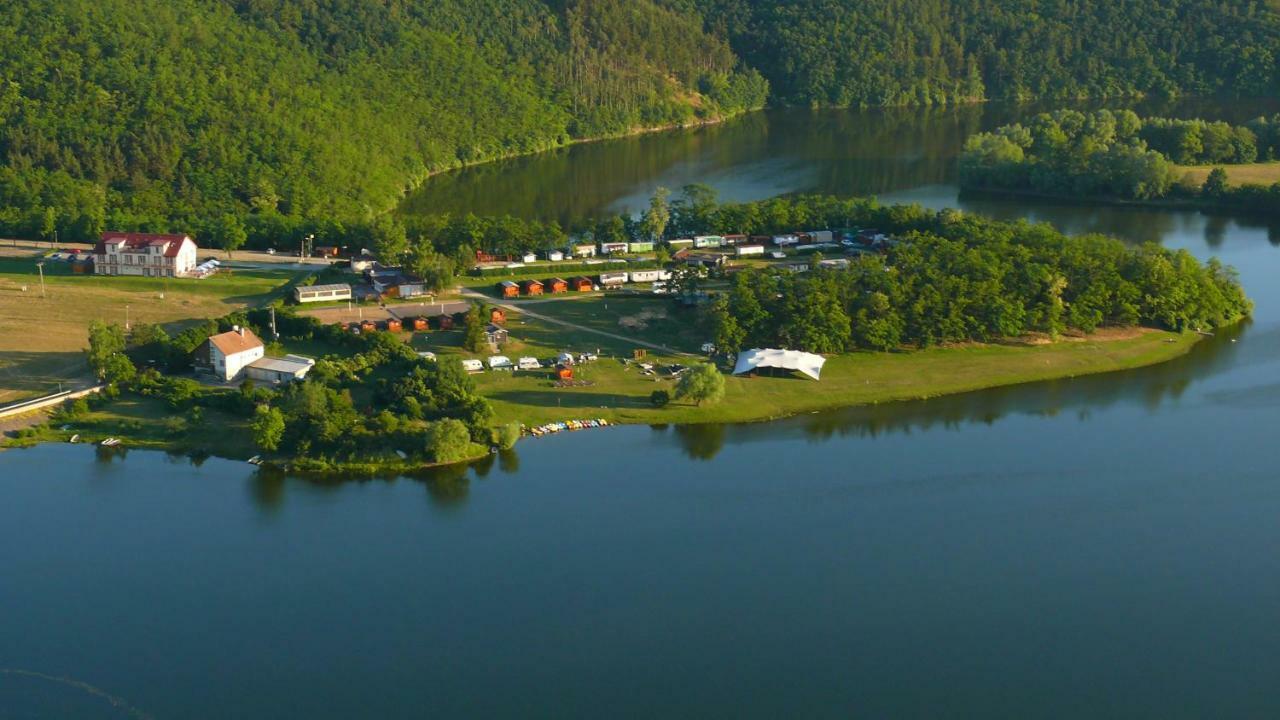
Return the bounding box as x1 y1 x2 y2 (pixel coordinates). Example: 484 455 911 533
700 200 1252 352
2 0 1279 244
0 0 766 242
960 110 1280 212
699 0 1280 106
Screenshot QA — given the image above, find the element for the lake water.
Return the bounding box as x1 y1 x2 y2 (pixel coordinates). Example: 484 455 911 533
6 102 1280 718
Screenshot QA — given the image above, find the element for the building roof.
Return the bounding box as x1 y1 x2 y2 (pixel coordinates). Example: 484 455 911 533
208 327 263 357
297 283 351 294
96 232 194 257
732 348 826 381
248 355 315 374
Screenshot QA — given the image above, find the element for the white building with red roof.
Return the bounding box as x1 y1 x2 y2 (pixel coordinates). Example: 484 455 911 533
94 232 198 278
195 326 265 382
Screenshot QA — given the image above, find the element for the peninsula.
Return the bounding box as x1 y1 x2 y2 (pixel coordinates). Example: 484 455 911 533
3 193 1249 474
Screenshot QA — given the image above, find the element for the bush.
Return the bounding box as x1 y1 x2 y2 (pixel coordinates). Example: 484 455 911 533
423 418 475 464
649 389 670 407
495 422 521 450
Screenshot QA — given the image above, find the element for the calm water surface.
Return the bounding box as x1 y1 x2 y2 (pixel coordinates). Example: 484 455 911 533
5 103 1280 718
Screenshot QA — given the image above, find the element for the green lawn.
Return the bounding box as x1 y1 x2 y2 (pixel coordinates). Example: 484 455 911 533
474 328 1201 427
1177 162 1280 188
505 294 706 354
16 395 259 459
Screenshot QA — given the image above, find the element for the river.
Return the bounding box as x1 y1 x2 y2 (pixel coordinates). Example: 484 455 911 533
5 102 1280 718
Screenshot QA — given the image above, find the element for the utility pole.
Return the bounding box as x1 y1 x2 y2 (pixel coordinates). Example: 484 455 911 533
35 261 46 299
125 304 130 331
270 306 278 340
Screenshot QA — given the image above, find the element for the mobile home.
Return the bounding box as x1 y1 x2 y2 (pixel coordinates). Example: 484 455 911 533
598 271 629 287
628 269 672 283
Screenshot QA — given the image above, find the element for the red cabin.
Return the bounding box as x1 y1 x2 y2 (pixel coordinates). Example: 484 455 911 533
498 281 519 298
438 315 455 330
412 317 429 332
570 276 593 292
521 279 544 296
547 277 569 294
386 319 403 333
490 308 507 324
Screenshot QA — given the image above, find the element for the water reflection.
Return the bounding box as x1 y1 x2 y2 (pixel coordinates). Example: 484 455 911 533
400 98 1280 228
658 322 1248 462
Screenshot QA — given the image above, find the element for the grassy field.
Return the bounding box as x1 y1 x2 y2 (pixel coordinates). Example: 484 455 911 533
0 255 305 403
13 395 260 459
494 293 704 354
473 327 1201 427
1178 162 1280 188
376 294 1204 428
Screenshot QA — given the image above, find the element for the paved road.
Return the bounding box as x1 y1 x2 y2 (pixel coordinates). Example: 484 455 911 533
461 289 695 357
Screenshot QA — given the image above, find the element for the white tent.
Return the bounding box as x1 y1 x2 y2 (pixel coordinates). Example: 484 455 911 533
732 348 826 381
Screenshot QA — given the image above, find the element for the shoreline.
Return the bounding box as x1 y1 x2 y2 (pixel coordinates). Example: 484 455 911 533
4 327 1208 474
958 184 1280 218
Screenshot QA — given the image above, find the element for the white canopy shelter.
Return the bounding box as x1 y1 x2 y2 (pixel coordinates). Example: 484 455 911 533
732 348 826 381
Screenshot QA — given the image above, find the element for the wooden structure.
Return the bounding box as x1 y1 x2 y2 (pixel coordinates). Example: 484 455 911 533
570 276 593 292
498 280 519 298
547 277 569 293
556 365 574 380
386 319 403 333
360 321 377 334
412 317 429 332
490 308 507 324
438 315 455 330
521 279 544 296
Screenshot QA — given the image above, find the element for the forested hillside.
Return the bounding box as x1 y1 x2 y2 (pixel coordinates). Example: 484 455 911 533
699 0 1280 106
0 0 766 241
1 0 1278 244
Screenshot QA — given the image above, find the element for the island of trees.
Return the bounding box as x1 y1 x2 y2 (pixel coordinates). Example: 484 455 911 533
960 110 1280 213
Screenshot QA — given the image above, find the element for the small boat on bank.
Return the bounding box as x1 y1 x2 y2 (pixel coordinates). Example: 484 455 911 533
100 438 121 447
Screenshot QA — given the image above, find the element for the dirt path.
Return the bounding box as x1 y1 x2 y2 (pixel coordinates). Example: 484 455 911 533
461 289 695 357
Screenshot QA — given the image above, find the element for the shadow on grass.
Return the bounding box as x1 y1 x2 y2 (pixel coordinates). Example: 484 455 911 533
486 388 655 411
0 351 89 402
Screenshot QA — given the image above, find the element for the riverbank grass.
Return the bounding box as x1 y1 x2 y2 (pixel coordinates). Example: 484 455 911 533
1177 162 1280 188
477 328 1199 427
